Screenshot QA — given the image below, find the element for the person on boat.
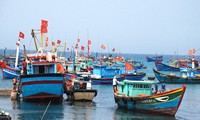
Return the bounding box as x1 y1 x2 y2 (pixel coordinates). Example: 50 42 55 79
22 60 27 74
12 77 17 91
161 82 166 92
154 83 158 94
66 79 73 101
113 75 119 93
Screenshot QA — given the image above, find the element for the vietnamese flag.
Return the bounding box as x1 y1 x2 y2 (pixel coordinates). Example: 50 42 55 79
19 32 25 39
125 62 133 71
118 56 123 61
81 46 85 50
57 40 61 44
88 40 91 45
41 26 48 33
101 44 105 49
52 42 55 46
41 20 48 27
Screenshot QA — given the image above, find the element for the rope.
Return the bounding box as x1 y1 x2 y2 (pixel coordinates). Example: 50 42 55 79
40 100 51 120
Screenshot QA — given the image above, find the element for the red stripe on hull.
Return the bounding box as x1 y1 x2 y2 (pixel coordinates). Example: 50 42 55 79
22 80 63 86
132 106 178 116
23 92 62 101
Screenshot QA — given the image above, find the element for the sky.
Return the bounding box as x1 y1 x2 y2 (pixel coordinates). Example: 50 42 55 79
0 0 200 55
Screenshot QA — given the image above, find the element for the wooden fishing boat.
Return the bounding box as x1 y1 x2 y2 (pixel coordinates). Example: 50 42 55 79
146 56 163 62
0 61 20 79
91 76 125 84
153 68 200 84
123 72 146 80
18 52 65 101
0 45 22 79
65 80 97 101
123 62 146 81
155 61 180 71
114 80 186 116
90 64 125 84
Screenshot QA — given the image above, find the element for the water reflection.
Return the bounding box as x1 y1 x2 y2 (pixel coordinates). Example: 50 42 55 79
113 108 176 120
71 101 96 107
11 100 65 120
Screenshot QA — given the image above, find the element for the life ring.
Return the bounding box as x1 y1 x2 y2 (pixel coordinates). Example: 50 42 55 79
36 48 44 57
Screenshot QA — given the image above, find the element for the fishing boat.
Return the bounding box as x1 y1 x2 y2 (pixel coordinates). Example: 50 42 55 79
90 64 125 84
153 68 200 84
65 79 97 101
0 61 20 79
114 80 186 116
18 52 65 101
155 61 180 71
124 72 146 80
18 21 66 101
0 39 22 79
146 56 163 62
123 62 146 80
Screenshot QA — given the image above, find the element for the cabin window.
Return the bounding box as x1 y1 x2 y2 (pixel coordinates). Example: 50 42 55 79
66 66 68 71
39 65 45 74
33 66 39 74
45 65 54 73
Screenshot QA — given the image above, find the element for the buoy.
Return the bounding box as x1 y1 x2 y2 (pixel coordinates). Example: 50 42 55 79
10 90 18 100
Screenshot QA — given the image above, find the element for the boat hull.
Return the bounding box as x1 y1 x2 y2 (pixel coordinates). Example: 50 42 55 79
146 56 163 62
153 68 200 84
73 89 97 101
124 72 146 80
0 61 20 79
19 73 65 101
1 68 19 79
91 76 124 85
155 61 180 71
114 85 186 116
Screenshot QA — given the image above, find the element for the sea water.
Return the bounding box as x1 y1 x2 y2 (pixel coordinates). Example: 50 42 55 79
0 53 200 120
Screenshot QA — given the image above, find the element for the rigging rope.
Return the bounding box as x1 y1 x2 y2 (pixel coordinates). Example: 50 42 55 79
40 100 51 120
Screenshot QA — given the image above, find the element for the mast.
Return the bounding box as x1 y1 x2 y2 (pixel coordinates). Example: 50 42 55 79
15 39 20 68
87 29 90 59
23 45 27 61
31 29 39 52
4 47 6 61
59 42 66 58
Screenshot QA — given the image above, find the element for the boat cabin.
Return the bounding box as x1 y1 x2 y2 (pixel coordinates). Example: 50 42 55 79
92 64 124 78
117 80 153 97
26 62 64 75
74 81 92 90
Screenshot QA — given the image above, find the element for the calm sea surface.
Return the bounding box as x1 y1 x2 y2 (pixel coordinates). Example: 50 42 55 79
0 52 200 120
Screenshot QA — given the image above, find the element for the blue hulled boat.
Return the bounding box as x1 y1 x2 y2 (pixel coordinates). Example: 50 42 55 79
114 80 186 116
124 72 146 80
146 56 163 62
18 53 65 101
153 68 200 84
0 61 20 79
155 61 180 71
90 64 125 84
